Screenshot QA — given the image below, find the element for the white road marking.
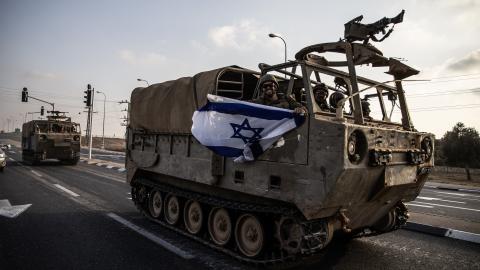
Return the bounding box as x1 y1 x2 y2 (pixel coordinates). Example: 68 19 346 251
106 165 113 169
434 191 480 199
118 168 126 172
412 201 480 212
54 184 80 197
0 199 12 208
31 170 42 177
9 151 16 154
106 213 194 260
416 196 465 204
8 157 15 161
405 203 434 208
126 197 132 200
432 193 480 202
0 199 32 218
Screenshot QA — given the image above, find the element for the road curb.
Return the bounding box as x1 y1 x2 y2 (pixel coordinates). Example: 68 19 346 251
404 222 480 244
80 158 126 173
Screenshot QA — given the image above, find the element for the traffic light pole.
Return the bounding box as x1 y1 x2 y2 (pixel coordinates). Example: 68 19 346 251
88 89 95 160
21 88 55 112
83 84 95 160
85 107 91 146
27 96 54 112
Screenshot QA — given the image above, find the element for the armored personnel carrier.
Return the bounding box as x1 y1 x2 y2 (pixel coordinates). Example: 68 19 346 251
22 113 81 165
127 11 434 264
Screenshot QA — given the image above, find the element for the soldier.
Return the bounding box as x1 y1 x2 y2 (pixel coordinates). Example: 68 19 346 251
361 99 372 120
313 83 333 112
251 74 307 115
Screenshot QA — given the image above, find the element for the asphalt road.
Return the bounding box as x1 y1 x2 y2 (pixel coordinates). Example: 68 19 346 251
1 145 479 270
408 185 480 224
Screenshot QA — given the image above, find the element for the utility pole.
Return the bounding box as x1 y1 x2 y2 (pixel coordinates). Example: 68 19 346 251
119 100 130 126
119 100 130 140
96 91 106 150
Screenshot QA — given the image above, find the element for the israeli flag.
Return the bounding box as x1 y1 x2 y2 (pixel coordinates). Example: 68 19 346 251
191 94 305 162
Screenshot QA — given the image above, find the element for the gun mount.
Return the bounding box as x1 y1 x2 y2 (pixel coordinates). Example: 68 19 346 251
344 9 405 44
46 111 72 122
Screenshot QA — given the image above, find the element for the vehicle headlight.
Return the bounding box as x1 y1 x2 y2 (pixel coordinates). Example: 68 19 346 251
421 137 433 161
347 130 368 164
0 153 5 158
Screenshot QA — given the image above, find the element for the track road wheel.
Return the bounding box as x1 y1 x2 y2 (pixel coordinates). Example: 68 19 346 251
164 194 180 225
184 200 203 234
148 189 162 218
208 207 232 246
235 214 264 258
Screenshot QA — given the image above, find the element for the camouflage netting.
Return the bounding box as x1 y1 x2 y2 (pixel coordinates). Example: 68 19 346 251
130 67 230 133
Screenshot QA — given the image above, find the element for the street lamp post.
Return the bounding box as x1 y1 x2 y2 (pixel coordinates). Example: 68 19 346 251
137 78 150 86
269 33 287 63
268 33 287 78
96 91 106 150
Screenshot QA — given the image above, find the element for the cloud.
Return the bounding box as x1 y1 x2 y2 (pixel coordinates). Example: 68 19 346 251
118 49 166 66
446 49 480 73
208 19 272 51
23 71 59 80
189 40 209 55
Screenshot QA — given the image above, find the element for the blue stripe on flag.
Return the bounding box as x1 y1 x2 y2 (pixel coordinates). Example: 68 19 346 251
206 146 244 157
199 102 294 121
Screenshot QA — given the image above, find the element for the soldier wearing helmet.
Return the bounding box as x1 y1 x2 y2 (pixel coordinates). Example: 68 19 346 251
251 74 307 115
313 83 333 112
361 99 372 120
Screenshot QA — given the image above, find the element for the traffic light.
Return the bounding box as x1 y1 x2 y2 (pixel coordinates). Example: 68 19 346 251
40 106 44 116
84 84 92 106
21 87 28 102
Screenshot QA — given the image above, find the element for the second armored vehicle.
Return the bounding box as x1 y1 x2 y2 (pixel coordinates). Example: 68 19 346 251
22 113 81 165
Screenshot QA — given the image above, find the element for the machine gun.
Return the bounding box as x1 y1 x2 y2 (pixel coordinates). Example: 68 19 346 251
344 10 405 44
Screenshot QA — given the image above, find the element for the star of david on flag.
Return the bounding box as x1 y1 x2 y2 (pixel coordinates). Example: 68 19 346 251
230 119 264 144
191 94 305 162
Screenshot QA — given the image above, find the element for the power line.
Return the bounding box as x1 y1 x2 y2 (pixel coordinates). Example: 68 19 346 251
414 72 480 80
407 87 480 98
382 103 480 114
405 76 480 85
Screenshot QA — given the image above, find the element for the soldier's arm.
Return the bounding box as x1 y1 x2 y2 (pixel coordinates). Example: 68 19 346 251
286 95 308 114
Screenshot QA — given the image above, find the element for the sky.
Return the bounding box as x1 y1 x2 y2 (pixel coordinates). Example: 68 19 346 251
1 0 479 138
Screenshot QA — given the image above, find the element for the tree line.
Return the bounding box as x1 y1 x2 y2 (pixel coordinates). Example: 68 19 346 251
435 122 480 180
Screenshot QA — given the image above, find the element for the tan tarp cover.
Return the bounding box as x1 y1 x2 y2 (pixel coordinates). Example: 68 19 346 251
130 67 236 133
